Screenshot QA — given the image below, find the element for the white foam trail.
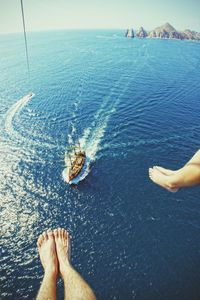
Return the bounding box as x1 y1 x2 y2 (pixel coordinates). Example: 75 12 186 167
87 125 106 160
64 91 120 184
5 93 34 137
63 110 111 184
68 121 77 144
78 77 131 161
64 57 150 184
79 128 91 148
77 80 122 149
4 93 57 150
68 134 73 144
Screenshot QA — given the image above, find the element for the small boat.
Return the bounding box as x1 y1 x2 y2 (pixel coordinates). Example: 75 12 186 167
64 144 86 183
68 151 86 181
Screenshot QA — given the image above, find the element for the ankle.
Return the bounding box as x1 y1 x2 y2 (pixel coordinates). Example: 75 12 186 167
60 261 73 278
44 266 58 279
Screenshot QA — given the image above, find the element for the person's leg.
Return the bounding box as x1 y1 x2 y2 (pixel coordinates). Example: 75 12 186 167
184 149 200 165
149 149 200 192
53 228 96 300
149 163 200 192
154 149 200 176
36 230 58 300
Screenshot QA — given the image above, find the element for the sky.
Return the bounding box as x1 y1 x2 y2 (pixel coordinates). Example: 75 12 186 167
0 0 200 34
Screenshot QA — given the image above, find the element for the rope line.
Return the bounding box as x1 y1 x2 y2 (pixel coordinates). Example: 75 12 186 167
20 0 30 79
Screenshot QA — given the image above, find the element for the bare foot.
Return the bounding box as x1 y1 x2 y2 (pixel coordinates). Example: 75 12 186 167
53 228 71 278
149 167 178 192
37 229 58 277
153 166 177 176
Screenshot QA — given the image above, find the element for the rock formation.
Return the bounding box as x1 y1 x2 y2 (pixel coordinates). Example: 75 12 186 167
148 23 200 40
136 27 148 38
181 29 200 40
125 28 134 38
125 23 200 41
148 22 177 39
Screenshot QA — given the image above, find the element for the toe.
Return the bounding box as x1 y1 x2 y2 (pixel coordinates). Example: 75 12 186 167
42 231 48 240
67 232 71 259
37 234 43 247
53 229 58 238
61 228 65 238
58 228 62 238
47 229 53 240
63 229 68 239
149 170 154 179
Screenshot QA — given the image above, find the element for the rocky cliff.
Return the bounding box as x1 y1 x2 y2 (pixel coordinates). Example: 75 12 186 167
125 23 200 41
125 28 134 38
181 29 200 40
136 27 148 38
148 23 179 39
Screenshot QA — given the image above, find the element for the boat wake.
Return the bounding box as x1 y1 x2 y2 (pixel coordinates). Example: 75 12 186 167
63 76 132 184
4 93 57 150
5 93 35 138
63 49 151 184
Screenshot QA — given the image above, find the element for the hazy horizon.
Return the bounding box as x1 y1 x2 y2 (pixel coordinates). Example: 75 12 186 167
0 0 200 35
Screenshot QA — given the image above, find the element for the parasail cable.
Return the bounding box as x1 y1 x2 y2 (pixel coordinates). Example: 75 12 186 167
20 0 30 80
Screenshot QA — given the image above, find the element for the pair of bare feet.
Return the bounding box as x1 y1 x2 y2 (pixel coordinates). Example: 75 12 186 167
37 228 70 280
37 228 96 300
149 166 179 192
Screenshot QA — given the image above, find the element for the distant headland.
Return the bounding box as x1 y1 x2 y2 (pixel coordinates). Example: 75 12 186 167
125 23 200 41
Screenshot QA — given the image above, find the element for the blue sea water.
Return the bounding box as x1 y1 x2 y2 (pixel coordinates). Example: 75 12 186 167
0 29 200 300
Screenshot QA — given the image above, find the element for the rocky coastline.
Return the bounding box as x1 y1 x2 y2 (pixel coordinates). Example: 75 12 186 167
125 22 200 41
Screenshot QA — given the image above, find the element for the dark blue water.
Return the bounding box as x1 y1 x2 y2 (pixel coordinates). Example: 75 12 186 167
0 30 200 300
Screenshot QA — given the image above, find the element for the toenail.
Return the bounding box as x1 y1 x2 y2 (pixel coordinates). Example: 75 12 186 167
42 232 47 238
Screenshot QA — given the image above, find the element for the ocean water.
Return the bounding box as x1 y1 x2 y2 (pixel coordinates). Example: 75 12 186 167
0 30 200 300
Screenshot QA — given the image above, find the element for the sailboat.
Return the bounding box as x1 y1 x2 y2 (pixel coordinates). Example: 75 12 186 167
64 143 87 183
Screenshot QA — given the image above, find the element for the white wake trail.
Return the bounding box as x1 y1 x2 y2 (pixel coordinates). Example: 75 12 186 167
64 58 148 184
5 93 34 137
4 93 57 150
79 75 132 161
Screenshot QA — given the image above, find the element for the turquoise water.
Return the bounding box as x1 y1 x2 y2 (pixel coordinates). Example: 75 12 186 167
0 30 200 299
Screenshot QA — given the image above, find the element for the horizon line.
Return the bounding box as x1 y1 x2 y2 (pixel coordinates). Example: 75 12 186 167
1 24 200 36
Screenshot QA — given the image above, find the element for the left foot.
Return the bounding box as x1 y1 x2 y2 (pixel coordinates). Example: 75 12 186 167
149 168 178 192
53 228 71 278
37 229 58 278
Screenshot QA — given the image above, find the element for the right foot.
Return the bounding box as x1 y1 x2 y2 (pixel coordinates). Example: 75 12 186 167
149 168 179 192
53 228 71 277
37 229 58 278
